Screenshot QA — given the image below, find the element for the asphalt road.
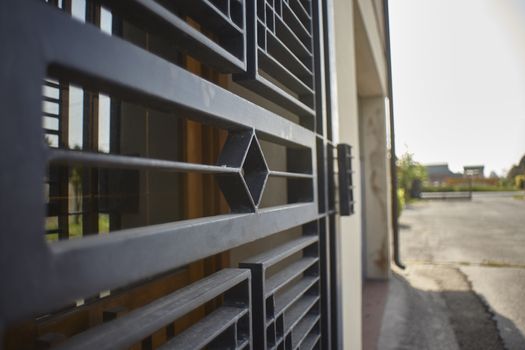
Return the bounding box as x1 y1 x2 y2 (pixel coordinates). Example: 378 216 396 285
400 192 525 349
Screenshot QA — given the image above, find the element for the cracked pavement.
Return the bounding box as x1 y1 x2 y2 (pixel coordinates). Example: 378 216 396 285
399 192 525 349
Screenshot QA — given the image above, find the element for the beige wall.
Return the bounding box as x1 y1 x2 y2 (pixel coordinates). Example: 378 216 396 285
359 97 392 279
331 0 389 348
353 0 391 282
331 0 363 348
355 0 388 97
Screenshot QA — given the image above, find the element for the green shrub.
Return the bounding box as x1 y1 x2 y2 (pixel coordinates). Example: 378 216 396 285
397 188 405 218
397 152 427 202
515 175 525 189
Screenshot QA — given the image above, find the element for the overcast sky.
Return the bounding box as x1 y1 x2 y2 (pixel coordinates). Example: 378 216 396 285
389 0 525 175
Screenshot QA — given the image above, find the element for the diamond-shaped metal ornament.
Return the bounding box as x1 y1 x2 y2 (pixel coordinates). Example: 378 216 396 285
216 130 269 212
242 135 269 207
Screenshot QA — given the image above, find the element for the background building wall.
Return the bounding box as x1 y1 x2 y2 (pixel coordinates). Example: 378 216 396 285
359 97 392 279
353 0 391 282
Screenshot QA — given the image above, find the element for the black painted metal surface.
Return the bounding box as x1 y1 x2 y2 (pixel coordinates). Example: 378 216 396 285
240 223 321 350
55 269 251 350
99 0 247 72
234 0 316 126
337 144 355 216
0 0 345 348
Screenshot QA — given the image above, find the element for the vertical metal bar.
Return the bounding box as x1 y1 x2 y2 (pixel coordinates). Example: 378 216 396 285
58 81 70 240
312 0 326 136
318 217 332 349
108 98 121 232
383 0 405 269
251 265 266 350
0 0 50 325
313 0 337 346
81 90 100 235
329 213 342 348
63 0 71 13
246 0 258 77
82 2 101 236
327 144 335 211
108 14 123 233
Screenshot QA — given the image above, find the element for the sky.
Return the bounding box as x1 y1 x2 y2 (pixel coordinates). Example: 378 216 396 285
389 0 525 176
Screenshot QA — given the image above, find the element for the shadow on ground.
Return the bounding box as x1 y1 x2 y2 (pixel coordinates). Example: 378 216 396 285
372 269 525 350
398 223 411 230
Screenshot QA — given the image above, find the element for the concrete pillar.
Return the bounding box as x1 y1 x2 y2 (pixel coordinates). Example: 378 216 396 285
359 96 392 279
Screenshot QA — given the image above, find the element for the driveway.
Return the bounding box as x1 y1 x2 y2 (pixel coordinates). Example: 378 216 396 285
399 192 525 349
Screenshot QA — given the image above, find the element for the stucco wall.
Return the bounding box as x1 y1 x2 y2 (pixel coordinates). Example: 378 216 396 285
331 0 363 348
331 0 389 348
359 97 392 279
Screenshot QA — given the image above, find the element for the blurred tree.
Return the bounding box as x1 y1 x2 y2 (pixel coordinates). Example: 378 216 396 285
397 151 427 202
507 154 525 180
506 154 525 190
515 175 525 189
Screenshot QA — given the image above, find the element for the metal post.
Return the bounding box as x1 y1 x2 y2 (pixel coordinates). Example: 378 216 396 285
383 0 405 269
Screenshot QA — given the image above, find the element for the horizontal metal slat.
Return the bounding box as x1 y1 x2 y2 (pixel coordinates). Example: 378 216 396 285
45 228 61 235
55 269 250 350
43 96 60 103
47 149 240 174
36 4 313 147
268 170 313 179
241 235 317 267
292 314 319 349
43 111 60 118
44 203 317 316
159 306 248 350
170 0 244 34
301 333 321 350
44 129 60 135
284 294 318 333
234 73 315 117
100 0 245 72
44 80 60 89
270 339 284 350
281 1 311 48
266 30 312 78
0 0 318 324
297 0 311 15
275 15 312 58
289 0 311 23
274 276 318 317
265 257 318 296
258 49 313 95
238 338 250 350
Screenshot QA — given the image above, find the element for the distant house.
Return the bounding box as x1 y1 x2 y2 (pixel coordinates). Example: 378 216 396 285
464 165 485 178
425 163 461 185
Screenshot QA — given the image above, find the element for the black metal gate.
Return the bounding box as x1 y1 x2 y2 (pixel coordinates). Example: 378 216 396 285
0 0 353 348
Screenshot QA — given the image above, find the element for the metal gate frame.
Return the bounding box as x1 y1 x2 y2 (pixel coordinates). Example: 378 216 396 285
0 0 345 348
